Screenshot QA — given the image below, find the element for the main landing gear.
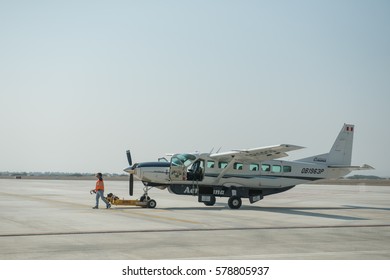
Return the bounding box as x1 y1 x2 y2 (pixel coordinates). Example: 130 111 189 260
203 196 216 206
228 196 242 209
198 193 243 209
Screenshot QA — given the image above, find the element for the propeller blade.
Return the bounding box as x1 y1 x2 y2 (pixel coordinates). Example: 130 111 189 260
126 150 132 166
129 174 134 196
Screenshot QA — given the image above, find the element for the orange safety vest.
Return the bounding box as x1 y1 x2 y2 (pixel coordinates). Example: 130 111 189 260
95 180 104 191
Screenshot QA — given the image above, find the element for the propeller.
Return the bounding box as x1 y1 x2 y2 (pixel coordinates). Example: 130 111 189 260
126 150 134 196
129 174 134 196
126 150 132 166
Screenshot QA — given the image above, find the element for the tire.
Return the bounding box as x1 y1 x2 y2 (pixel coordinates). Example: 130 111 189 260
228 196 242 209
203 196 216 206
140 195 151 202
147 199 157 208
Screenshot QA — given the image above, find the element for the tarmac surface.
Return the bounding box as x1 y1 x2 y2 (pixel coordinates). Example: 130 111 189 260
0 178 390 260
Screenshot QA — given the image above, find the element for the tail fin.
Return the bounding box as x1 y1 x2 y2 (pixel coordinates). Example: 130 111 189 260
327 124 354 166
298 124 354 166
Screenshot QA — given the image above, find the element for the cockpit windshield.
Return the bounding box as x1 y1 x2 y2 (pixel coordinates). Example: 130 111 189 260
171 154 197 167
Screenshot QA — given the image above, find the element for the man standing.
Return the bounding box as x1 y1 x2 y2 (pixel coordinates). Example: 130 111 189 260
92 172 111 209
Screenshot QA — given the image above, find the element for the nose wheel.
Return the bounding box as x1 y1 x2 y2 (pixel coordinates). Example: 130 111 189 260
140 186 157 208
146 199 157 208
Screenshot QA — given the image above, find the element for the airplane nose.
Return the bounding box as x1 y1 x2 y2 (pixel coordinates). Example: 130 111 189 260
123 166 136 174
123 166 131 173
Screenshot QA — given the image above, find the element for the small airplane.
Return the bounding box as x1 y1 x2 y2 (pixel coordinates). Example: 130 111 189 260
123 124 373 209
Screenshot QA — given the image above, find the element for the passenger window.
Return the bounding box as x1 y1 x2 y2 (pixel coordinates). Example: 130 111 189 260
218 162 228 169
261 164 271 172
272 165 281 173
283 166 292 173
233 163 243 170
250 164 259 171
207 160 215 168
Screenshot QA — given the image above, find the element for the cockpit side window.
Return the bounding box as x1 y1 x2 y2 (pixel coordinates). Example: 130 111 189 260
171 154 197 167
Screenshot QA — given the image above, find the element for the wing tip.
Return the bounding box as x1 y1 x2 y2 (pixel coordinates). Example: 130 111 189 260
281 144 305 150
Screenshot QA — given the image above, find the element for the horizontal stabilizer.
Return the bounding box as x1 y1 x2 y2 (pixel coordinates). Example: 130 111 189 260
328 164 374 171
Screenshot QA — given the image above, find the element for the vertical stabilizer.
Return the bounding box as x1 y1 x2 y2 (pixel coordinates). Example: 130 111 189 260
327 124 354 166
297 124 355 166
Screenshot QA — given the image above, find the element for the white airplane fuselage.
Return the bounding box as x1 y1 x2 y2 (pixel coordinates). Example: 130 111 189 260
124 124 372 209
135 159 344 186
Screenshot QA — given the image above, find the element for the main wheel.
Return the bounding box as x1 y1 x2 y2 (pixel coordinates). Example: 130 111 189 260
203 196 216 206
228 196 242 209
147 199 157 208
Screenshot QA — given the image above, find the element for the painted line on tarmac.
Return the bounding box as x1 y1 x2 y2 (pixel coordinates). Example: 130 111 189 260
126 211 203 224
1 224 390 238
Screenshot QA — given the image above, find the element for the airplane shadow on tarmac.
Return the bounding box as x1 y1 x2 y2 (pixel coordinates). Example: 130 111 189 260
245 204 390 220
240 206 368 221
111 204 390 221
159 204 376 221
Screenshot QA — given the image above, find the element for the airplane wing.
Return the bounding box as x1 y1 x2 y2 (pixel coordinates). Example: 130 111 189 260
210 144 304 162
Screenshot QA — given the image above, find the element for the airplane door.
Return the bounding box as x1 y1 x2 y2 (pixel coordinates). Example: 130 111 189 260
170 164 187 181
169 153 196 182
187 160 205 181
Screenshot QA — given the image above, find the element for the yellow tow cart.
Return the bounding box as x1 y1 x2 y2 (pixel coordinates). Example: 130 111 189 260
105 193 157 208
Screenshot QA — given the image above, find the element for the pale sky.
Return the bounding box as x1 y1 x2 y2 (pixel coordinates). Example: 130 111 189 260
1 0 389 176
